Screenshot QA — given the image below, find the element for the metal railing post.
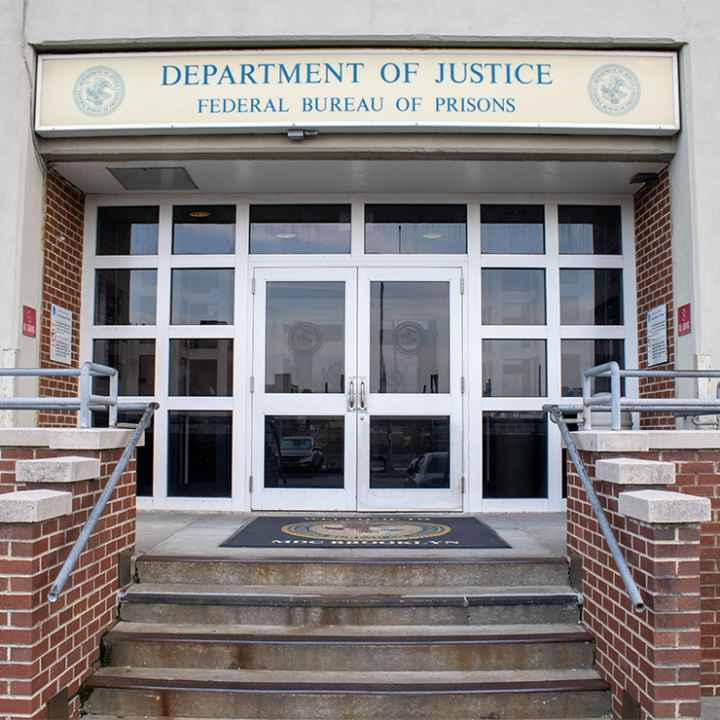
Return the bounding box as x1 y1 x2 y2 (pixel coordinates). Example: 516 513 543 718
610 361 622 431
582 371 593 430
78 362 92 428
109 370 119 427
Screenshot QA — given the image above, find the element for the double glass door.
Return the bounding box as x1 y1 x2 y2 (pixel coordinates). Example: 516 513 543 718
251 266 463 511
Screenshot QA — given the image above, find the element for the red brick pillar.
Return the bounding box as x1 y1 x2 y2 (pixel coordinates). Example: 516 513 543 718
0 428 137 720
567 440 711 719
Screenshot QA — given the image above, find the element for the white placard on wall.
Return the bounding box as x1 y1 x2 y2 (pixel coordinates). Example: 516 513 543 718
50 304 73 366
646 304 668 367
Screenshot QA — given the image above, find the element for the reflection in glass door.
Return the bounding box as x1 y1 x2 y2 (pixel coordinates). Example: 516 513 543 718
251 267 463 511
251 268 357 510
356 268 463 511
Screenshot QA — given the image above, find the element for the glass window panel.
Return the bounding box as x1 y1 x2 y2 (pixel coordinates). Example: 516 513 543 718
250 204 351 254
482 269 546 325
93 409 154 496
365 204 466 254
265 282 345 394
561 339 625 397
94 269 157 325
481 205 545 254
93 339 155 396
483 412 547 499
169 339 233 396
560 269 623 325
482 340 547 397
96 206 159 255
170 269 234 325
559 205 622 255
172 205 236 254
370 416 450 490
264 416 344 489
168 411 232 497
371 281 450 394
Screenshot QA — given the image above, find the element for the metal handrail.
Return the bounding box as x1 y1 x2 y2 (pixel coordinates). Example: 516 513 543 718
48 401 158 602
582 362 720 430
0 361 121 427
545 404 645 613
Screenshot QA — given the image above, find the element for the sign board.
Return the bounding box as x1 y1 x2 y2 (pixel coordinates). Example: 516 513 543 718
35 49 680 137
22 306 36 338
50 304 73 366
678 303 692 336
647 304 668 367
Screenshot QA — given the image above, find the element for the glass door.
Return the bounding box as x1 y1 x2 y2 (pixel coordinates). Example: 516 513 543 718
356 268 464 511
251 268 357 510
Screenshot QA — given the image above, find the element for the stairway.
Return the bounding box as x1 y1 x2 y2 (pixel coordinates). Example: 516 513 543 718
84 554 611 719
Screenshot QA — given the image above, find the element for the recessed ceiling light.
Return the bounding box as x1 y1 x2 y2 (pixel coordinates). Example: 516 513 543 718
276 233 297 239
422 233 443 240
189 210 211 218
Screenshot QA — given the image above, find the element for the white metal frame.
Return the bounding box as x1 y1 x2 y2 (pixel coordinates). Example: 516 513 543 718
81 192 637 513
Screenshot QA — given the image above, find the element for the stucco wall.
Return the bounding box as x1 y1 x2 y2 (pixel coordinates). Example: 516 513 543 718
2 0 720 395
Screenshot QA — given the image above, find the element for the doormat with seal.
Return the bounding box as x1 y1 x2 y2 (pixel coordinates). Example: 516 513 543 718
221 516 510 549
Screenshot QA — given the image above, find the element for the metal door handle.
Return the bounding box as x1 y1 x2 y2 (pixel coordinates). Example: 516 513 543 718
348 379 355 410
359 379 367 410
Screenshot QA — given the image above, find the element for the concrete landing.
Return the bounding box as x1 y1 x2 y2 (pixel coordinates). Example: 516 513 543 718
136 511 566 560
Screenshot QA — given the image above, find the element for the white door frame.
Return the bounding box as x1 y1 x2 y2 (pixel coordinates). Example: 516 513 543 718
355 266 464 511
250 266 358 511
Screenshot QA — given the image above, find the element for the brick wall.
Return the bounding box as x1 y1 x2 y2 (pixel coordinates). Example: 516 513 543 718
633 167 676 429
38 172 85 428
567 452 705 718
0 443 136 720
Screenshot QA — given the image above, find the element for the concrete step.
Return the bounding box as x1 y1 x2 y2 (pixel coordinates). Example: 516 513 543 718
134 555 569 588
121 583 581 626
85 667 610 719
105 621 594 672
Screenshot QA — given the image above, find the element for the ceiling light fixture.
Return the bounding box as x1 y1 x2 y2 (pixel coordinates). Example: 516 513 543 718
189 210 211 218
422 233 443 240
276 232 297 239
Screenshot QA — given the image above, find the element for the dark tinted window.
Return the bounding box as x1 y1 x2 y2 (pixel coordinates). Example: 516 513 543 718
562 339 625 397
94 269 157 325
370 416 450 489
168 411 232 497
169 339 233 396
482 269 546 325
365 204 467 254
560 269 623 325
170 269 234 325
250 204 351 254
482 340 547 397
481 205 545 254
93 339 155 396
483 412 547 499
172 205 236 254
559 205 622 254
264 416 344 489
93 409 154 497
96 206 158 255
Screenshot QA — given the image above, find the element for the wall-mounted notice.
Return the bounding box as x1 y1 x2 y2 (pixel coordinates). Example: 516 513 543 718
647 304 668 367
678 303 692 336
50 304 73 365
22 306 36 338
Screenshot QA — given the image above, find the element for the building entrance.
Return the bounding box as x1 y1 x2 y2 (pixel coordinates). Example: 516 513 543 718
250 266 464 511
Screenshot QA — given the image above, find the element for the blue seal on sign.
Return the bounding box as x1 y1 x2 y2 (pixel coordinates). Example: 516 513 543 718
73 66 125 117
589 64 641 116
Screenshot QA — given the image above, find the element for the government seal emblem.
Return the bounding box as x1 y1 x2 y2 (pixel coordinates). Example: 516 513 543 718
280 518 452 543
73 66 124 117
589 64 641 116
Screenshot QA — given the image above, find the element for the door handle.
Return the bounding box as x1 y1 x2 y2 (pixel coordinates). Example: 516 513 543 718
359 379 367 410
348 379 355 411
